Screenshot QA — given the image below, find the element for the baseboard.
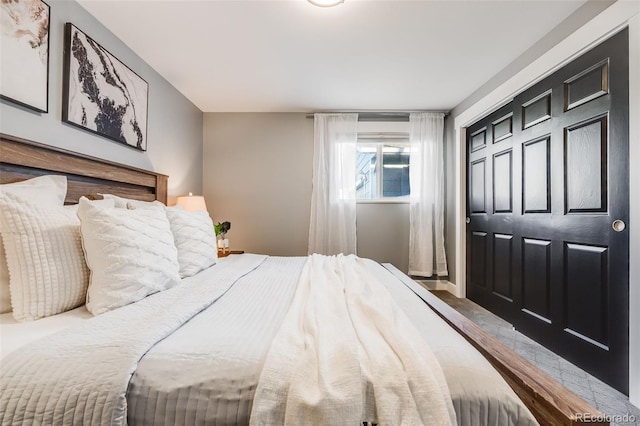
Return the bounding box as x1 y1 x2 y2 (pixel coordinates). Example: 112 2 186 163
381 263 460 297
416 279 457 296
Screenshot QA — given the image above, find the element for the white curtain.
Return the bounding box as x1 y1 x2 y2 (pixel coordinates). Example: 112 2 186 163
308 113 358 255
408 112 447 277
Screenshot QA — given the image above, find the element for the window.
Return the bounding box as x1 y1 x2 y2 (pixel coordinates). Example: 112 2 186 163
356 134 410 201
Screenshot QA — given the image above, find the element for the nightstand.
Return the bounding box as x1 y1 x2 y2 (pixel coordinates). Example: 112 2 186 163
218 249 245 258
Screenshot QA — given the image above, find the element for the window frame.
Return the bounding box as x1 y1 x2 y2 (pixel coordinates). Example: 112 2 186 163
356 133 411 204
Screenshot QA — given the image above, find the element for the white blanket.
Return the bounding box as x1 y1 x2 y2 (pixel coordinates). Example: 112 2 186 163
250 254 457 425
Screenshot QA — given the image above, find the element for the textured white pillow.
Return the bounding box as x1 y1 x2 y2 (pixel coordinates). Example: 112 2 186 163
0 175 67 205
0 193 89 321
77 197 181 315
166 207 218 278
101 193 164 209
0 175 68 315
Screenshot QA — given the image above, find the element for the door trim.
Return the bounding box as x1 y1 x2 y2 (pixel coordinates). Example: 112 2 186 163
451 1 640 406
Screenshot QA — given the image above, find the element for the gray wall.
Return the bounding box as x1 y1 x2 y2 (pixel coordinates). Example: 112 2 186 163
203 113 411 272
356 203 410 273
444 116 456 284
0 0 203 203
203 113 313 257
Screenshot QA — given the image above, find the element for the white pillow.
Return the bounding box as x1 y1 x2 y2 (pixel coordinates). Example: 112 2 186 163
166 207 218 278
0 175 67 205
77 197 181 315
0 175 68 314
0 193 89 321
101 193 164 209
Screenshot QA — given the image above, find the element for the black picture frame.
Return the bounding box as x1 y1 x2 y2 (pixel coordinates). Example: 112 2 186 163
0 0 50 113
62 23 149 151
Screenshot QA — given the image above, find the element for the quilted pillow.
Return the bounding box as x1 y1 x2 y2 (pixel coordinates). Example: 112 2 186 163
0 175 67 314
166 207 218 278
101 193 164 209
0 175 67 205
77 197 181 315
0 192 89 321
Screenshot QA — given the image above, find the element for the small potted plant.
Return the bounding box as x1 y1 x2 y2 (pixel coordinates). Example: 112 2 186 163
214 221 231 255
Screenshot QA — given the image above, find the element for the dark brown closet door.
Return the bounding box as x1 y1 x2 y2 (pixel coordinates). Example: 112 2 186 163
466 28 629 393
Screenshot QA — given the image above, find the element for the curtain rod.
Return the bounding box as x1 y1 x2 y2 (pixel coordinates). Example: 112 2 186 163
304 111 450 121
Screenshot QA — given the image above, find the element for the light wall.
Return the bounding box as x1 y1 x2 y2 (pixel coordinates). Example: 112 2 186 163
202 113 412 272
0 0 203 203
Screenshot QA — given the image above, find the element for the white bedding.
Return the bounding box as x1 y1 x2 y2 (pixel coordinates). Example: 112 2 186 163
0 255 538 426
127 256 537 426
0 306 92 359
0 254 268 425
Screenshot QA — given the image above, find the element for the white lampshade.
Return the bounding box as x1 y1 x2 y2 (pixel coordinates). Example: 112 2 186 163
175 193 207 211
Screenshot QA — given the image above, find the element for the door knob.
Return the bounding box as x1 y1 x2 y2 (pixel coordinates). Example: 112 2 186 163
612 220 626 232
466 217 471 224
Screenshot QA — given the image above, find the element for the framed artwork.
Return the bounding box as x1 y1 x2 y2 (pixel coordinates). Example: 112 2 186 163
0 0 50 113
63 23 148 151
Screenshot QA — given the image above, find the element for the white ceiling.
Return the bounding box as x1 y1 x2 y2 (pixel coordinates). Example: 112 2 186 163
78 0 586 113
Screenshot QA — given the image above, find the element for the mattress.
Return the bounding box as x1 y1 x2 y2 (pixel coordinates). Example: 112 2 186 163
0 255 536 425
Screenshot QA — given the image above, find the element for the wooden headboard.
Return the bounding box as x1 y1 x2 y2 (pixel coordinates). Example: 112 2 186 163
0 134 168 204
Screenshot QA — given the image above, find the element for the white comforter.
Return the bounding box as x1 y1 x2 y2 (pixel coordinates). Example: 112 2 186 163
251 254 457 425
1 255 537 426
0 254 267 425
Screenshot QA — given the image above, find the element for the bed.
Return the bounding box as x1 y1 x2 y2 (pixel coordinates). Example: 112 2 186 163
0 133 607 425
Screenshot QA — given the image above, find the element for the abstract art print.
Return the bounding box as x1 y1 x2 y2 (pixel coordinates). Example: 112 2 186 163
0 0 50 112
63 23 148 151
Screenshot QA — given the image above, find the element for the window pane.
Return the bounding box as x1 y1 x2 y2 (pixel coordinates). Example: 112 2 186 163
356 145 377 199
382 144 410 197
